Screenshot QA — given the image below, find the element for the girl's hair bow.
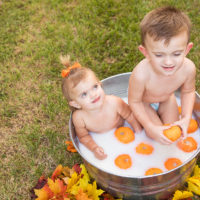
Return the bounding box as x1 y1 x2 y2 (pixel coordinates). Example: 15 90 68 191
61 62 81 78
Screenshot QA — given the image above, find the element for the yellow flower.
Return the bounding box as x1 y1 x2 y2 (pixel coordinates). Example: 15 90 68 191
172 190 193 200
187 176 200 195
193 165 200 177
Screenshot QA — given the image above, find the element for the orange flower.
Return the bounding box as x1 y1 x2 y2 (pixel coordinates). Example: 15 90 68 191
114 154 132 169
65 141 77 153
114 127 135 144
163 125 181 142
135 142 154 155
51 164 63 181
187 119 198 134
177 137 197 152
145 168 163 176
164 158 182 170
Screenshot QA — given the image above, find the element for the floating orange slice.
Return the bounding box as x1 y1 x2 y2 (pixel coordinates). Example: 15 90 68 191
177 137 197 152
135 143 154 155
163 126 182 142
178 106 181 114
114 127 135 144
114 154 132 169
164 158 182 170
187 119 198 134
145 168 163 176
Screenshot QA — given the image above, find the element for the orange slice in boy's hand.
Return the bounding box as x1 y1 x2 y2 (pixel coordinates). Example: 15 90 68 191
145 168 163 176
114 127 135 144
114 154 132 169
187 119 198 134
136 143 154 155
177 137 197 152
164 158 182 170
163 126 182 142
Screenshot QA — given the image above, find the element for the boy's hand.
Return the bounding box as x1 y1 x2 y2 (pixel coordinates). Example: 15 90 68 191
93 146 107 160
145 125 173 145
172 117 190 138
132 121 143 133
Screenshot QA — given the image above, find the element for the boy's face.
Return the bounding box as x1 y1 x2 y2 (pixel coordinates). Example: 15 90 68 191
69 72 105 110
140 31 192 76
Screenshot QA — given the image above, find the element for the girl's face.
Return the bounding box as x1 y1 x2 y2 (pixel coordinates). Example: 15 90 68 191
69 72 105 110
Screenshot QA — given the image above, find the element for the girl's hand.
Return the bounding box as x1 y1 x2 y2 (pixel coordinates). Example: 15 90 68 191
93 146 107 160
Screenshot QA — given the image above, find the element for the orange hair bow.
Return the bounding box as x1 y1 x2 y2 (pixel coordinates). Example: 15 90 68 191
61 62 81 78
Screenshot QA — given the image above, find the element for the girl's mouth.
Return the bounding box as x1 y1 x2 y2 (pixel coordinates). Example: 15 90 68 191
92 96 100 103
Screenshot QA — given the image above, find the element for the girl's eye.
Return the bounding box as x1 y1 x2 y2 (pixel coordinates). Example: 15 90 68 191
81 92 87 98
93 84 98 89
174 53 181 56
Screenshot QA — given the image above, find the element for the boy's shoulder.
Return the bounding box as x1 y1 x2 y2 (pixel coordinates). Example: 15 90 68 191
130 59 150 81
184 57 195 67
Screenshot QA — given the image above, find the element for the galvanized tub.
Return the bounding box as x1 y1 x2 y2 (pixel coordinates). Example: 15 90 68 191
69 72 200 200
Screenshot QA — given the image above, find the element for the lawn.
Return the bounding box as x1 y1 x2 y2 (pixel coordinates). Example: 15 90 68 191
0 0 199 199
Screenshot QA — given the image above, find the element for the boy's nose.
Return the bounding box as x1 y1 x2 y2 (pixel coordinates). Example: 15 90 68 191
164 56 173 66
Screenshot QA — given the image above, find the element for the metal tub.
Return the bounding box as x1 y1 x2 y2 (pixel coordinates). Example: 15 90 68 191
69 72 200 200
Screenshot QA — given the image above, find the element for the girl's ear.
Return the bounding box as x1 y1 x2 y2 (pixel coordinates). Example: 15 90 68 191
185 42 193 56
69 100 81 109
138 45 148 57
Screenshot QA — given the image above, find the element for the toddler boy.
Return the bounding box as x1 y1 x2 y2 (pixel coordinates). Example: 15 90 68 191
128 6 196 144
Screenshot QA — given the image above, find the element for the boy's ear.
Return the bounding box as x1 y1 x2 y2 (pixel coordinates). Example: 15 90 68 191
185 42 193 55
138 45 148 57
69 100 81 109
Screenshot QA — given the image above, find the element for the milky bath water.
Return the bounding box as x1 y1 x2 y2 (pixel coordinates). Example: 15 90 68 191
78 97 200 177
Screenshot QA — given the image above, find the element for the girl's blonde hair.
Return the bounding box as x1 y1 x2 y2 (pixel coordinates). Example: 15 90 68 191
60 55 98 104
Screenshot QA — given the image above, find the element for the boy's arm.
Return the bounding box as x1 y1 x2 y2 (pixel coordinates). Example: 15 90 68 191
116 97 142 133
128 72 171 144
176 62 196 136
72 112 107 159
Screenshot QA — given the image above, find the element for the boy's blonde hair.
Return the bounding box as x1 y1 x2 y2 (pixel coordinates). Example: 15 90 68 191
140 6 191 45
60 55 98 102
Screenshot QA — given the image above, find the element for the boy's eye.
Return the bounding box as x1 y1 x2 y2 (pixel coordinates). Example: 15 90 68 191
174 53 181 56
81 92 87 98
155 54 162 57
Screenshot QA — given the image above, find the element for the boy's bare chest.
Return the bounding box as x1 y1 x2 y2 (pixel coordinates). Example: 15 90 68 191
144 75 185 101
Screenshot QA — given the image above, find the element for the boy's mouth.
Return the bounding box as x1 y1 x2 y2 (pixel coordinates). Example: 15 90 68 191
162 66 175 71
92 96 100 103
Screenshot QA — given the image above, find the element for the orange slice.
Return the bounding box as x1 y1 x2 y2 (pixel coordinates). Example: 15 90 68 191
178 106 181 114
164 158 182 170
163 126 181 142
114 154 132 169
135 143 154 155
187 119 198 134
114 127 135 144
177 137 197 152
145 168 163 176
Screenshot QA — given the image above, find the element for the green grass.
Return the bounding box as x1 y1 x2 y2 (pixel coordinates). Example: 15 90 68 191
0 0 199 199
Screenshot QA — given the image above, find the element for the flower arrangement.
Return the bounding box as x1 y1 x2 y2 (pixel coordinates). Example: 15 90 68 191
172 165 200 200
30 163 122 200
30 141 200 200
